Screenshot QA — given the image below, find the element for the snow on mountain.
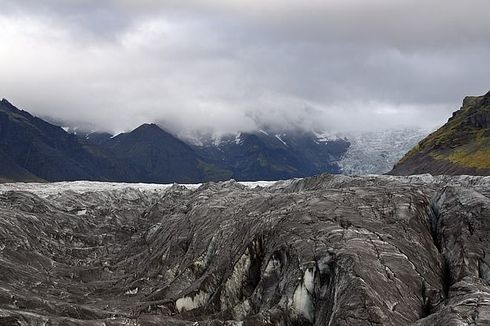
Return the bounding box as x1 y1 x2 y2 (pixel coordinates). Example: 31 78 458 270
274 134 288 146
312 131 342 142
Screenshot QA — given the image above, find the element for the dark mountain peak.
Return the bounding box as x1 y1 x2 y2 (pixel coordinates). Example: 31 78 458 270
136 122 160 130
0 98 18 112
99 121 233 183
112 123 185 147
0 99 38 123
129 123 170 137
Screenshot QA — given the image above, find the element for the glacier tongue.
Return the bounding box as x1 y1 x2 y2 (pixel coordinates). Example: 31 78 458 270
0 173 489 325
339 128 428 175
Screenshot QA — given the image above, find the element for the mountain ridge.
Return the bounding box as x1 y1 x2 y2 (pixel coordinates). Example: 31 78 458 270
191 130 350 181
0 99 353 182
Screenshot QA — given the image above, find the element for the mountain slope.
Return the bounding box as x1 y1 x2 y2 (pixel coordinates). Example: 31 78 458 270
0 149 43 182
390 91 490 176
0 99 134 182
101 124 231 183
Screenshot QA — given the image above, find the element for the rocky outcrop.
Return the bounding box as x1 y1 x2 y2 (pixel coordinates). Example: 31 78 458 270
0 174 489 325
390 91 490 176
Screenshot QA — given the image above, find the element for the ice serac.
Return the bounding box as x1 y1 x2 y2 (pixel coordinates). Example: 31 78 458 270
0 174 489 325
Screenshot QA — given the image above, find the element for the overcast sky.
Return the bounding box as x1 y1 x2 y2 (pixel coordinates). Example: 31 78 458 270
1 0 489 136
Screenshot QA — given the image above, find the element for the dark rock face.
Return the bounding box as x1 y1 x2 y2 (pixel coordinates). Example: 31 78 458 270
0 174 489 325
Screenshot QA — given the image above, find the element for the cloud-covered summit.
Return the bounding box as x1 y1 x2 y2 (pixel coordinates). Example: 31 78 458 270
1 0 489 135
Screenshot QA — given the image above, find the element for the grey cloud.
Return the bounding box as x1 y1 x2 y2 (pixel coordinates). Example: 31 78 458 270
0 0 489 135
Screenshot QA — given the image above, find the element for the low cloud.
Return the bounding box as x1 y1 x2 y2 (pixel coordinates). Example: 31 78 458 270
1 0 489 135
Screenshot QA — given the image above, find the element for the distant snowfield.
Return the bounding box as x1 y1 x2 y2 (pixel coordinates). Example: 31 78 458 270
0 180 279 197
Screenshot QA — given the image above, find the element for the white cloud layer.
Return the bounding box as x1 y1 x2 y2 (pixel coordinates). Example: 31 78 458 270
1 0 489 134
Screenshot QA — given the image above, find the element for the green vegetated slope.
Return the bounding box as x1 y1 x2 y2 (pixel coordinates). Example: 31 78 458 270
390 90 490 176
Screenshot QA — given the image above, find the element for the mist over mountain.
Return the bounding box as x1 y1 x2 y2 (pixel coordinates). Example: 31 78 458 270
1 98 433 182
1 1 489 135
0 99 354 182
